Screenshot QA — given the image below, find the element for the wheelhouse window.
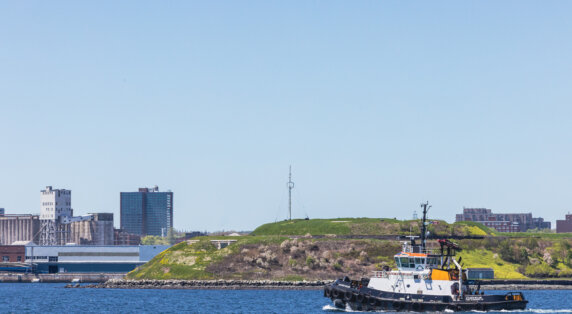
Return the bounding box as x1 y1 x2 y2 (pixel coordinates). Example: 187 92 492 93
396 256 435 269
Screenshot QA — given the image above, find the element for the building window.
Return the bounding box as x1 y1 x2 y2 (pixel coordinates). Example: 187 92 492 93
49 256 58 262
2 256 9 262
17 256 21 262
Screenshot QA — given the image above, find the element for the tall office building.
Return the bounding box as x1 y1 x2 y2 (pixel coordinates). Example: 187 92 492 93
120 186 173 236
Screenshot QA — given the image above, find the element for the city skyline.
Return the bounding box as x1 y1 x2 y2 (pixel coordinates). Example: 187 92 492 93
0 183 565 232
1 2 571 231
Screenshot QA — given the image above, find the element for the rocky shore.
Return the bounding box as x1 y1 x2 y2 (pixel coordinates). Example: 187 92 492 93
74 279 333 290
70 278 572 290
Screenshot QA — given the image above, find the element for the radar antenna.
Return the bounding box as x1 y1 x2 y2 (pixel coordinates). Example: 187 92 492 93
420 201 431 251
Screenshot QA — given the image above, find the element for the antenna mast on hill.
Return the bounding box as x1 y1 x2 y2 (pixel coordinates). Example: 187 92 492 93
287 165 295 220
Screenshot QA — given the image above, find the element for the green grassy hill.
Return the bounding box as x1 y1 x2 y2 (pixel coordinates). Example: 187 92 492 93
127 218 572 281
251 218 494 237
128 236 287 280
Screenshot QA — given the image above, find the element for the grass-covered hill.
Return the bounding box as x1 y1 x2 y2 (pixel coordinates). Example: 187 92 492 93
127 218 572 281
128 236 401 281
251 218 493 237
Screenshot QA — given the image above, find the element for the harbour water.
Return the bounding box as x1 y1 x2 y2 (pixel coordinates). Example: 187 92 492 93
0 284 570 313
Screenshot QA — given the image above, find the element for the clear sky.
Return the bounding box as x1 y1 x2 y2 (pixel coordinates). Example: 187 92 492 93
0 1 571 231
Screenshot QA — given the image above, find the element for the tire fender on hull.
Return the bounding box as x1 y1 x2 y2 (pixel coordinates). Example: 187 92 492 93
368 297 378 306
331 289 340 299
343 291 353 302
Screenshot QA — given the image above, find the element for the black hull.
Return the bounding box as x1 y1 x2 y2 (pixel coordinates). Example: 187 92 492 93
325 280 528 312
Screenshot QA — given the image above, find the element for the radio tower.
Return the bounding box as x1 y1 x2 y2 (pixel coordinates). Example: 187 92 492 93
287 165 295 220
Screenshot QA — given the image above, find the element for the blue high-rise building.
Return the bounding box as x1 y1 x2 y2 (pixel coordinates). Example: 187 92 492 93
120 186 173 236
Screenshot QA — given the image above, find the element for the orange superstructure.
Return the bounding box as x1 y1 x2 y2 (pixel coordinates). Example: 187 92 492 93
430 269 451 280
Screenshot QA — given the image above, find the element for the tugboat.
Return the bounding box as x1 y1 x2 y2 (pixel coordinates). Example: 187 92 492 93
324 202 528 312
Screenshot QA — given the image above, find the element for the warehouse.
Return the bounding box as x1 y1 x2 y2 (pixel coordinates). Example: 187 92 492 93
25 245 168 273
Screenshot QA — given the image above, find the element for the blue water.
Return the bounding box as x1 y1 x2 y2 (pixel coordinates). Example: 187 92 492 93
0 284 570 313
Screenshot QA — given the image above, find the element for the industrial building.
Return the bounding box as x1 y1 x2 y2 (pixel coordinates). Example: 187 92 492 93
114 228 142 245
39 186 73 245
556 214 572 233
25 244 168 273
68 213 115 245
120 186 173 236
455 208 551 232
1 187 117 246
0 244 27 272
37 186 116 245
0 245 25 263
0 214 40 245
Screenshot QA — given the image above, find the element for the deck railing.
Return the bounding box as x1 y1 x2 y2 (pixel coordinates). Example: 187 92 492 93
400 244 441 255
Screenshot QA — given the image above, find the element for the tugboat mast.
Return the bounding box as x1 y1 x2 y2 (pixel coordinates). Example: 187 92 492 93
420 201 431 252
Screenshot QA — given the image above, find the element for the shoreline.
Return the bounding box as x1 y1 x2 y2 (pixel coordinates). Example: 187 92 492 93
69 279 572 290
78 279 330 290
1 275 570 290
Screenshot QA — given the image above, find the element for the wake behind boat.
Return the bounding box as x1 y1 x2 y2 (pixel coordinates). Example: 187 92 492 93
323 202 528 312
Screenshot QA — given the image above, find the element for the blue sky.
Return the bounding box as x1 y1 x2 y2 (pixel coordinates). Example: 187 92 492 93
0 1 571 231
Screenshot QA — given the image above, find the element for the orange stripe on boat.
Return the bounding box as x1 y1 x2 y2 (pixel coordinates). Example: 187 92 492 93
401 253 428 257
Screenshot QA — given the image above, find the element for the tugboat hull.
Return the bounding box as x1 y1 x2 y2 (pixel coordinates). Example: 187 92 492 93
325 281 528 312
